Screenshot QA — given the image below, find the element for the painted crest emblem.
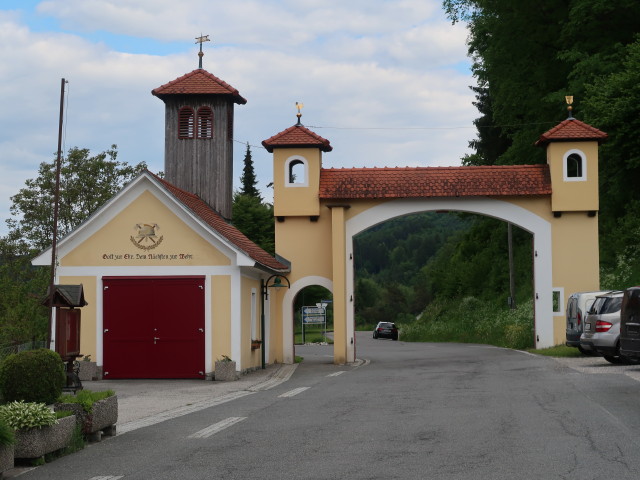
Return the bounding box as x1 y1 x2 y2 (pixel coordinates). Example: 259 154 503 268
130 223 164 250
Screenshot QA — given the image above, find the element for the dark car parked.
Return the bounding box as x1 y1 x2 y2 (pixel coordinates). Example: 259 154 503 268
373 322 398 340
619 286 640 359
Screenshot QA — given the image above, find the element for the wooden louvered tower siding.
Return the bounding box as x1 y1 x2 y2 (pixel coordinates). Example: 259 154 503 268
152 69 247 220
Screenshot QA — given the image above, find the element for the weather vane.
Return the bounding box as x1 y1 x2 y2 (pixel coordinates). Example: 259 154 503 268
565 95 574 119
195 34 210 69
295 102 304 126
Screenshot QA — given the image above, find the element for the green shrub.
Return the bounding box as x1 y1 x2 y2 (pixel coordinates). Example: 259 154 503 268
0 419 14 446
0 348 65 404
0 401 57 430
57 389 114 414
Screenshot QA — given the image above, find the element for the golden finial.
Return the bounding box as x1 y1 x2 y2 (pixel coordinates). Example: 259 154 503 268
295 102 304 126
565 96 574 119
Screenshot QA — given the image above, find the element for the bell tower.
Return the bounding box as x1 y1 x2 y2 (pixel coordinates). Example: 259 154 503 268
152 39 246 220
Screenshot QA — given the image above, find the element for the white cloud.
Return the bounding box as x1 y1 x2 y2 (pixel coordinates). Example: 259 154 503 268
0 1 478 234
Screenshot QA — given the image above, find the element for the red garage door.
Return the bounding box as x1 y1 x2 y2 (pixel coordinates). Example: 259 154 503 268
103 276 205 379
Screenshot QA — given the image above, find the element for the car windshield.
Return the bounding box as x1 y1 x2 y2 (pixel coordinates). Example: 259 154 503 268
378 323 395 328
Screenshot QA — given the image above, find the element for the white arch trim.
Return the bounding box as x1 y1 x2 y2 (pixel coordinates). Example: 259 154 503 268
345 197 554 355
282 275 333 364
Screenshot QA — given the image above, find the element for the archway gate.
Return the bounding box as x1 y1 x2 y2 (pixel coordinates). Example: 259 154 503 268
262 118 607 364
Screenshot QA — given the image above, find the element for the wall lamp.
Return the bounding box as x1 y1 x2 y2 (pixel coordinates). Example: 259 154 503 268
262 274 291 300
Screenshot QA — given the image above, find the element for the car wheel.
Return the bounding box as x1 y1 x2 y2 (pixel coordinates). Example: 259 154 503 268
392 336 398 341
604 355 624 364
620 355 640 365
373 332 378 339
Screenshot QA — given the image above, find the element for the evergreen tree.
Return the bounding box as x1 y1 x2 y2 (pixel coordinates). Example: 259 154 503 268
232 143 275 254
239 143 261 200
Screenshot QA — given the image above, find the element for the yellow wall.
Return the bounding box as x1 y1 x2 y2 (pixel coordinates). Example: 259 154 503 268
273 148 321 217
58 275 96 360
211 275 231 368
240 276 262 370
547 142 599 212
63 190 231 267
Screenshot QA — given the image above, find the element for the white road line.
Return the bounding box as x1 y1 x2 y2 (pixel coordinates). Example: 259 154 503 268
327 371 345 377
118 390 254 434
88 476 125 480
278 387 309 398
188 417 247 439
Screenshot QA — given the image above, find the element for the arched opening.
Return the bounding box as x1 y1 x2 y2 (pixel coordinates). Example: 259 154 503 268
354 211 534 349
563 149 586 181
345 197 553 362
293 285 333 347
285 157 308 185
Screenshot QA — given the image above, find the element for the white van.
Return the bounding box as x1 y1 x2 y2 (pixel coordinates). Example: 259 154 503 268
566 291 608 354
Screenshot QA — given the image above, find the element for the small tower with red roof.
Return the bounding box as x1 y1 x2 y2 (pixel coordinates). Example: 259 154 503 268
536 117 608 215
262 119 332 219
152 57 246 220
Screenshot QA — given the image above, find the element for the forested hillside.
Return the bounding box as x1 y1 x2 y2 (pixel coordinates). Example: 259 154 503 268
355 1 640 345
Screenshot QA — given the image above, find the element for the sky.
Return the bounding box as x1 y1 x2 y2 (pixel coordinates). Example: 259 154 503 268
0 0 477 235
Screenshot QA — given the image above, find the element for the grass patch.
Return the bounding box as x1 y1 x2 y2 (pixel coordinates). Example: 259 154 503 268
399 297 535 349
526 345 584 357
295 356 304 363
294 327 333 345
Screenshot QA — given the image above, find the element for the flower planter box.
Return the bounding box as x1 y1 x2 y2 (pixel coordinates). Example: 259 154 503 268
14 415 75 460
0 444 14 476
55 395 118 442
214 360 238 381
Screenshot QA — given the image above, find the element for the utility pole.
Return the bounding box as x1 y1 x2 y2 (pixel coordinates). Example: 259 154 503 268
47 78 66 349
508 222 516 309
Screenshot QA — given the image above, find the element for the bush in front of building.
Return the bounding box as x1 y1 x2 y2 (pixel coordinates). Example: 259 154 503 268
0 349 65 404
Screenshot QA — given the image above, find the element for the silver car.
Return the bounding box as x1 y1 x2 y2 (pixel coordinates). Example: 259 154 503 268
580 291 637 364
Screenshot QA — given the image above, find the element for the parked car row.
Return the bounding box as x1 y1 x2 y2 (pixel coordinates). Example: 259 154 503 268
566 287 640 364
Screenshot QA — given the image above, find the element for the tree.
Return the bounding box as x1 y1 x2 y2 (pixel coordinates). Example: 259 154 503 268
239 143 261 200
5 145 146 253
232 193 275 255
0 145 146 346
232 144 275 254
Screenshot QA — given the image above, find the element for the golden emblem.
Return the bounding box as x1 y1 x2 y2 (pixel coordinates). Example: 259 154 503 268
130 223 164 250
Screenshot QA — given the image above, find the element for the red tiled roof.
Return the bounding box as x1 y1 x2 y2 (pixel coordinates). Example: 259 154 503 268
152 69 247 105
536 118 608 145
149 172 288 272
319 165 552 199
262 125 333 152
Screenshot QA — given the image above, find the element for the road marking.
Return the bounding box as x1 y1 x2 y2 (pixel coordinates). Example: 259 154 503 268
249 364 298 391
88 476 125 480
278 387 309 398
188 417 247 439
327 371 345 377
118 390 254 434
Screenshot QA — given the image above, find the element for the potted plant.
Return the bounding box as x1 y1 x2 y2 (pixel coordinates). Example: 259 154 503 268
0 418 14 476
55 389 117 442
0 401 75 461
77 355 98 382
214 355 238 381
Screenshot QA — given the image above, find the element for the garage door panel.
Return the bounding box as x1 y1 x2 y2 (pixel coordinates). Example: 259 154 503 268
103 277 205 379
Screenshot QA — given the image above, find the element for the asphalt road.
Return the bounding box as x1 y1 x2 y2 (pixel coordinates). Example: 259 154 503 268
15 333 640 479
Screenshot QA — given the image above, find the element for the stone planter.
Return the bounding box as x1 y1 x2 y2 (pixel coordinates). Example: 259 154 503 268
14 415 75 460
0 444 14 476
78 361 98 381
214 360 238 381
55 395 118 442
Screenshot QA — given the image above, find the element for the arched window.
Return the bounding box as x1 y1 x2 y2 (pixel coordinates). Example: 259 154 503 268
178 107 195 139
196 107 213 139
285 156 309 186
563 149 586 181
